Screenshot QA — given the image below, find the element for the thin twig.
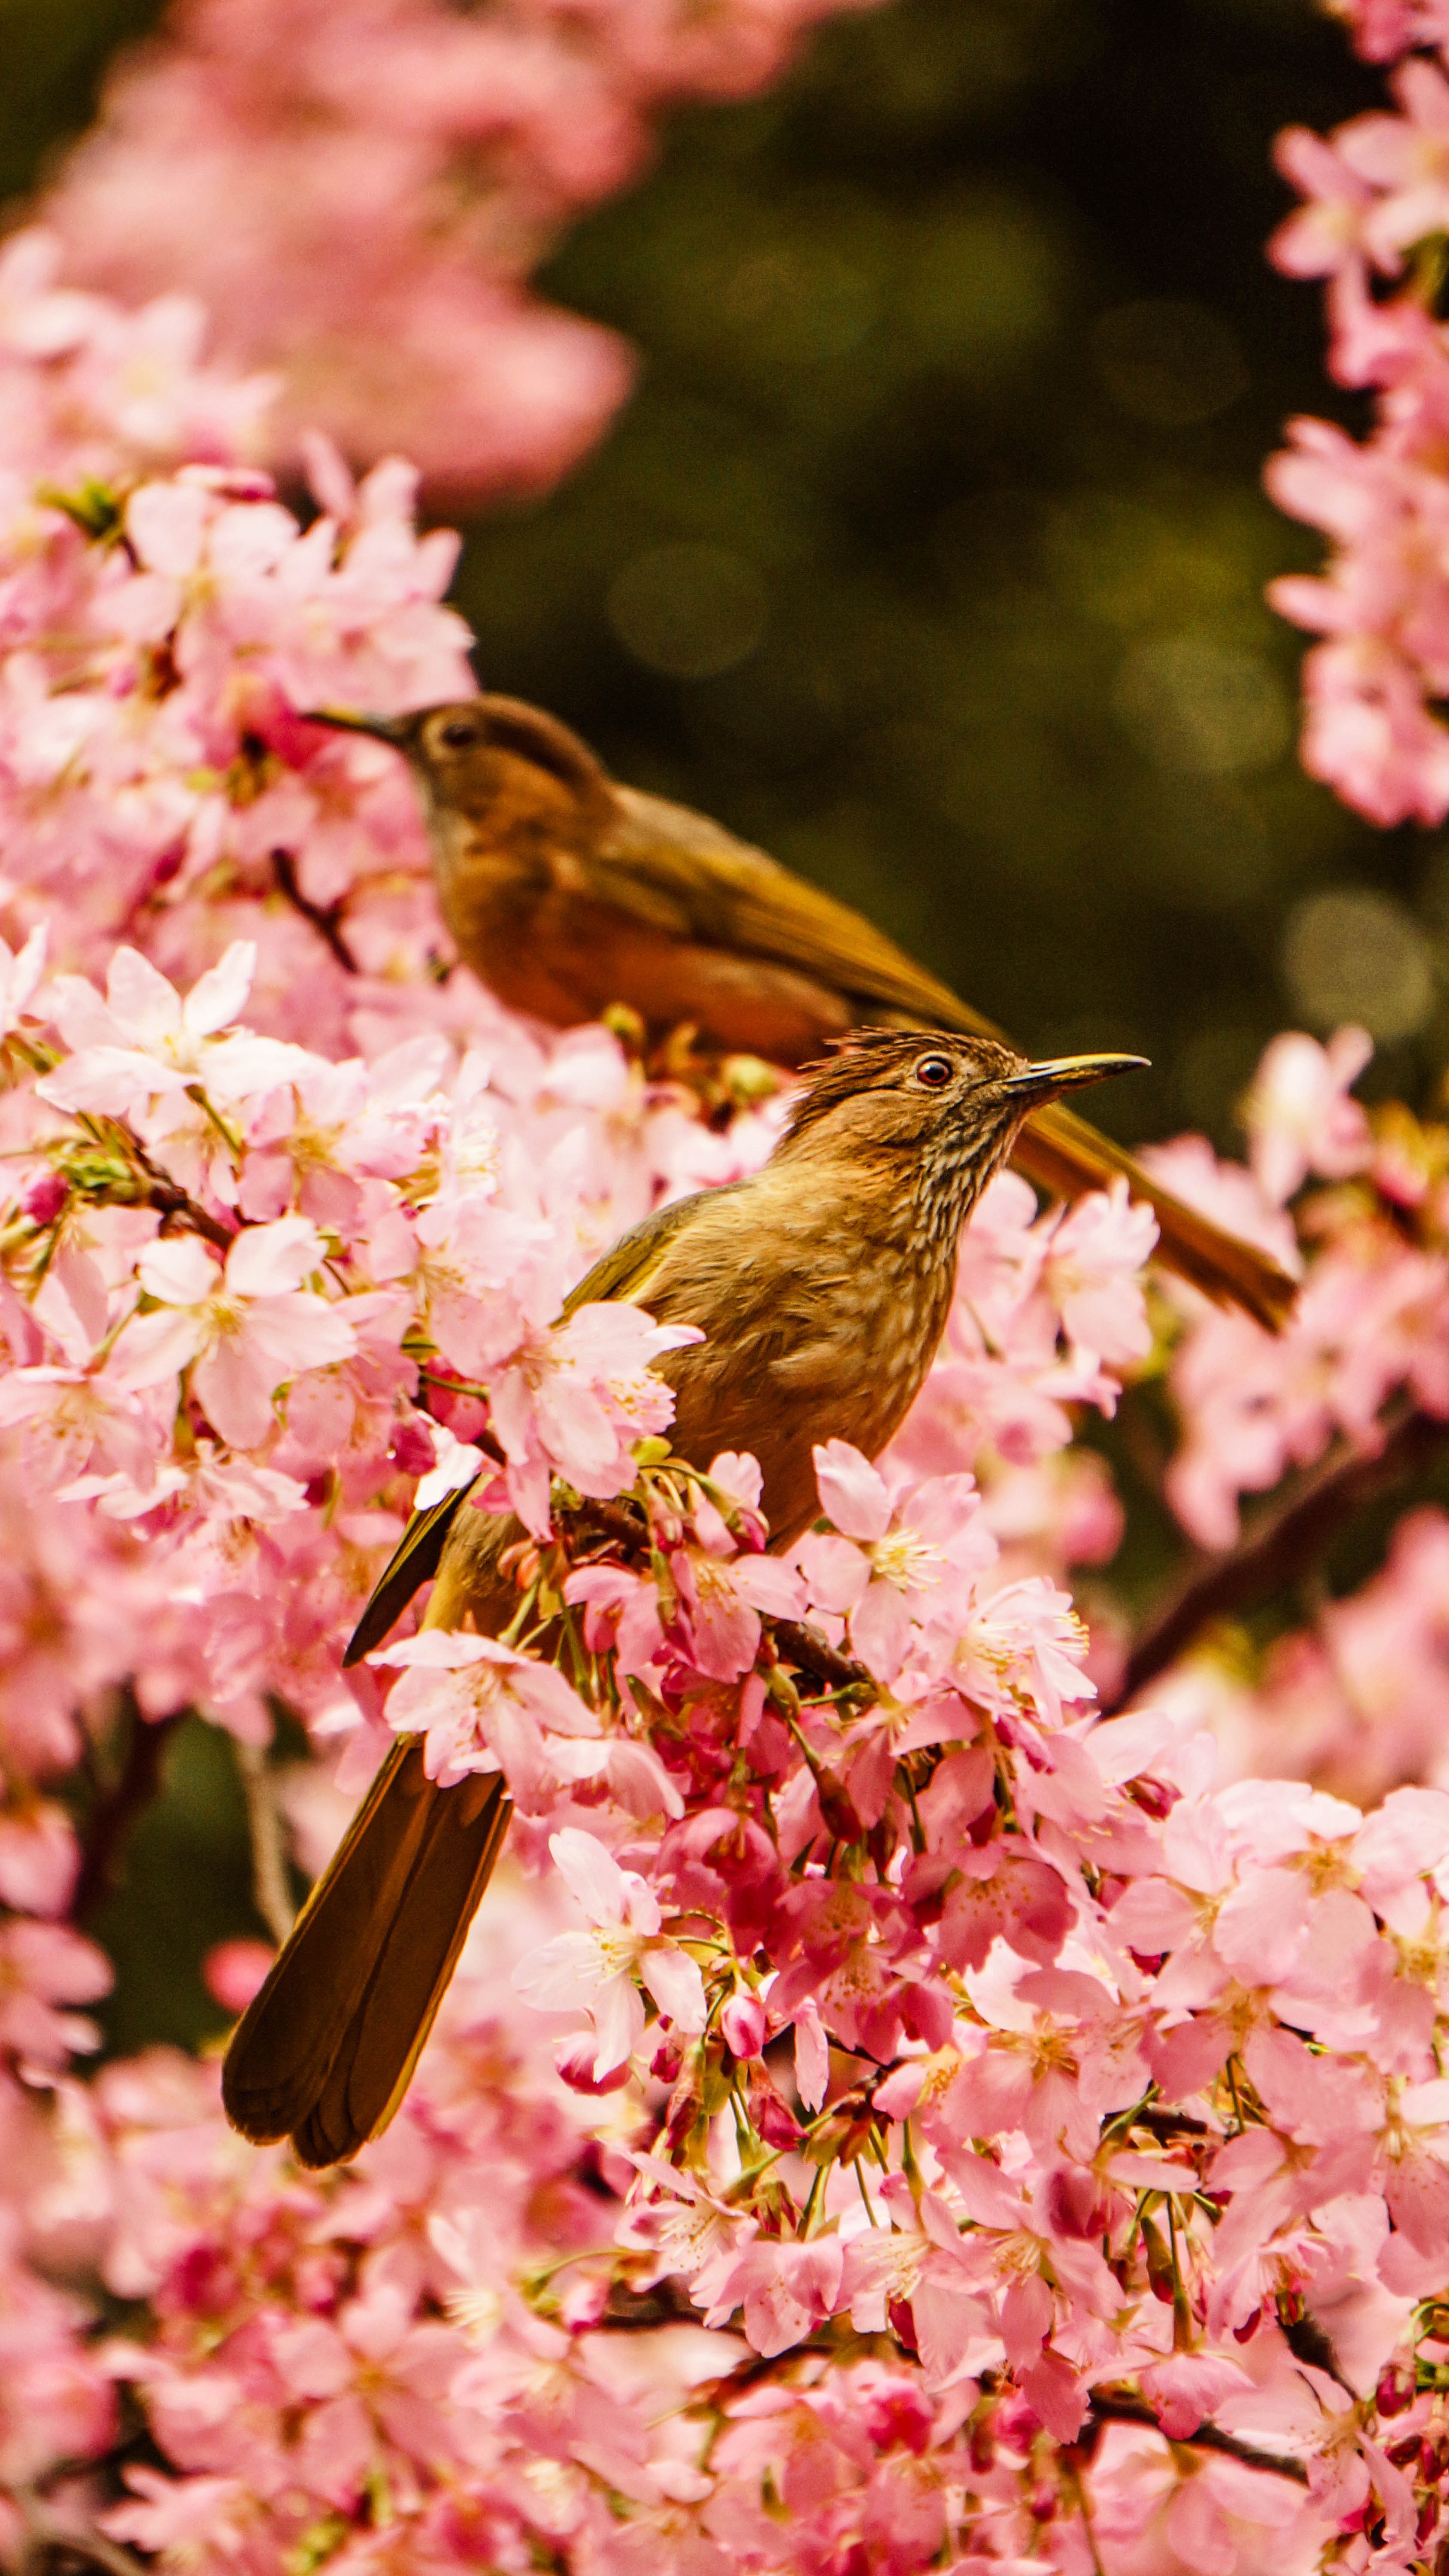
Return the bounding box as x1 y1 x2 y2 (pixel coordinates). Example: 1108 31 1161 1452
272 847 358 974
16 2490 150 2576
1065 2463 1107 2576
1088 2391 1308 2485
1106 1395 1449 1712
135 1173 236 1253
235 1739 296 1944
773 1620 874 1693
76 1124 236 1253
117 1134 236 1252
73 1705 182 1921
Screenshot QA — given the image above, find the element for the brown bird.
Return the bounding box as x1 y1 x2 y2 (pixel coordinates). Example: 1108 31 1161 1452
222 1028 1144 2169
307 694 1296 1330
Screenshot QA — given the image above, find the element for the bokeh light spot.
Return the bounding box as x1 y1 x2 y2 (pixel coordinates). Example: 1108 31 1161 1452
1282 886 1434 1039
1113 633 1291 776
1092 298 1249 427
723 247 878 362
1120 777 1273 910
903 194 1061 373
607 544 768 679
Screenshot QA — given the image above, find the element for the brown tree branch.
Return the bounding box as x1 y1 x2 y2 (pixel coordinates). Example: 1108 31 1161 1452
71 1124 236 1253
1106 1395 1449 1713
133 1171 236 1253
73 1705 182 1921
15 2493 150 2576
772 1620 873 1693
272 848 358 974
235 1739 296 1945
1088 2391 1308 2485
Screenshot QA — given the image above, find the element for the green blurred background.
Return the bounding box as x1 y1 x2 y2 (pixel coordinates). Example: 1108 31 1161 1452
3 0 1423 2046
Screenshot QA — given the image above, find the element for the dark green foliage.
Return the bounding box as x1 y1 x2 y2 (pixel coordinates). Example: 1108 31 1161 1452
455 0 1419 1144
87 1716 277 2058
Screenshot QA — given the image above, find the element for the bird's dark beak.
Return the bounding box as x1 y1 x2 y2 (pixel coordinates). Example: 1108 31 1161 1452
1005 1052 1150 1105
300 708 415 746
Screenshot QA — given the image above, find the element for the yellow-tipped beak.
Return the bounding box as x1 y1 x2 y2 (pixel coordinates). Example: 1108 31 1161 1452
1006 1052 1150 1104
301 707 413 744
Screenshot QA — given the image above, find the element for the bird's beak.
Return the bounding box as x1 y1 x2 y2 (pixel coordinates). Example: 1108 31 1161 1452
300 708 414 745
1005 1052 1150 1104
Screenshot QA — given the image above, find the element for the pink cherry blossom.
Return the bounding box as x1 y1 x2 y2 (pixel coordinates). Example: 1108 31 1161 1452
110 1214 355 1449
39 942 297 1123
803 1438 998 1682
30 0 887 498
514 1827 707 2075
488 1300 703 1536
1244 1026 1376 1203
371 1628 600 1790
1266 17 1449 826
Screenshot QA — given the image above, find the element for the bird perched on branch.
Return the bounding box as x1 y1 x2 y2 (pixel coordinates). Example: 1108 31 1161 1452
308 694 1295 1331
222 1028 1143 2170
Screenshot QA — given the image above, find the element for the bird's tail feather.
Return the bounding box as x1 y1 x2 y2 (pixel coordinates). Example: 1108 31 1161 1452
221 1738 511 2168
1013 1099 1297 1331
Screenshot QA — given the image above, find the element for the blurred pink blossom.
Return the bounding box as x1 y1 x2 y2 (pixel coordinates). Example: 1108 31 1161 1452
1267 10 1449 821
1244 1025 1375 1202
34 0 887 496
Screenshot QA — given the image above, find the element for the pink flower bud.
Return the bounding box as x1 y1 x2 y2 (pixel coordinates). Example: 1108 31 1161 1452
649 2032 683 2083
887 2297 919 2358
862 2377 934 2457
558 2272 610 2331
203 1939 274 2013
553 2032 631 2095
20 1169 68 1225
719 1990 767 2060
390 1415 435 1478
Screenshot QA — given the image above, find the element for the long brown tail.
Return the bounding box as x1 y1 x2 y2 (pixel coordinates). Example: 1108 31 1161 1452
221 1740 511 2168
1014 1098 1297 1331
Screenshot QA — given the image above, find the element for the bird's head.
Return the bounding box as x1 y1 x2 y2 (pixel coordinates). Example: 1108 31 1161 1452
302 696 613 838
779 1030 1148 1246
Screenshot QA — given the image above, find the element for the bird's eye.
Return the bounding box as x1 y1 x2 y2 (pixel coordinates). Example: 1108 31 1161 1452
438 718 481 751
914 1053 954 1091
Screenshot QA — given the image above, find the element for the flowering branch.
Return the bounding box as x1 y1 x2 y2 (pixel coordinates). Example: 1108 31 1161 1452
13 2490 150 2576
269 848 358 977
1111 1391 1449 1708
234 1740 296 1947
0 240 1443 2576
73 1705 183 1922
771 1619 874 1692
1086 2394 1310 2488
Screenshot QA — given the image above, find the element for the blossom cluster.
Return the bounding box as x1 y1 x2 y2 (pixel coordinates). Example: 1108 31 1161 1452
1266 0 1449 820
4 233 1449 2576
32 0 882 496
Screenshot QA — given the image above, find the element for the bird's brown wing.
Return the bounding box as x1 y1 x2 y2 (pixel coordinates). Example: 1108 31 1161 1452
554 1184 723 1312
343 1487 468 1667
606 789 978 1029
605 790 1296 1329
